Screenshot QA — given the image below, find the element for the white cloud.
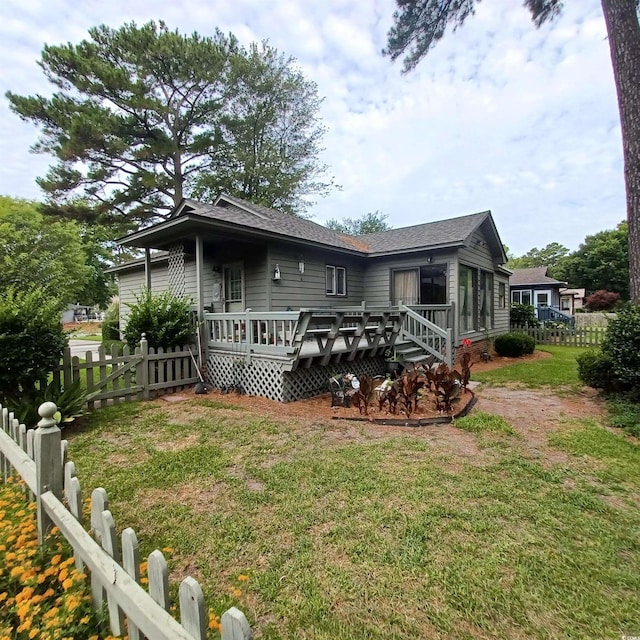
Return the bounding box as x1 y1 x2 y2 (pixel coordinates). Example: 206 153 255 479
0 0 625 256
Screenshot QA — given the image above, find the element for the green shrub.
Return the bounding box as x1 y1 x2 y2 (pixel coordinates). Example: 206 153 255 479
123 289 193 351
494 332 536 358
576 350 617 391
510 304 537 327
101 295 120 341
9 378 88 429
0 288 67 404
602 305 640 390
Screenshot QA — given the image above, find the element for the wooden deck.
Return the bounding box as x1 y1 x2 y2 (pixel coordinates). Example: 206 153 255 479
203 305 454 402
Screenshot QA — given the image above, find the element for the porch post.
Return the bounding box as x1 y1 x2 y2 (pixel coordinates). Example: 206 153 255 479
195 235 204 321
144 248 152 290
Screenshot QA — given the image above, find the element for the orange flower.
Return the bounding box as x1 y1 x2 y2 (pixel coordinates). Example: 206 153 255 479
237 574 249 582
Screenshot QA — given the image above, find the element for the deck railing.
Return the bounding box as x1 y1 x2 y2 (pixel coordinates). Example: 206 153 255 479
400 304 453 367
204 306 410 366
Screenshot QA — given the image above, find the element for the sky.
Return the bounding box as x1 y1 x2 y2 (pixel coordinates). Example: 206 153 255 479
0 0 625 256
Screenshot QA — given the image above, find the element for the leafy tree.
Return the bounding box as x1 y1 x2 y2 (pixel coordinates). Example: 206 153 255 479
0 288 67 404
507 242 569 273
0 196 90 306
384 0 640 302
585 289 621 311
7 21 333 227
325 210 392 235
76 224 118 308
556 222 629 298
193 42 335 216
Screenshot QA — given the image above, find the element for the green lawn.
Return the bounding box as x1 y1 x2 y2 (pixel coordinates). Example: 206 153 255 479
66 391 640 640
472 345 590 390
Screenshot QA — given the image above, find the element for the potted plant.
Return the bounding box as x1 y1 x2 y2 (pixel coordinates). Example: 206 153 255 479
384 348 403 377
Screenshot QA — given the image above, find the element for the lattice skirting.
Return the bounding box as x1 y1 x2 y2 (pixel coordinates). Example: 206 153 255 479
206 353 386 402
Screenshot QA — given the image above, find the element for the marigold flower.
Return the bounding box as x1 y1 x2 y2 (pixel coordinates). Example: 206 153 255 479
51 554 62 566
62 578 74 591
29 630 38 639
238 574 249 581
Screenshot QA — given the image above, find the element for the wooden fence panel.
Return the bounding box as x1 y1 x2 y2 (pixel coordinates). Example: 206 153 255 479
511 325 608 348
51 337 199 406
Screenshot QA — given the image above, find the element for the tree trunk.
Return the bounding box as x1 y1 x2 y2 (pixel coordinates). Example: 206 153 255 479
601 0 640 302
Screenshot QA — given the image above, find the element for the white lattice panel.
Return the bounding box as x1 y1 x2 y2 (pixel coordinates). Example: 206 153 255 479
206 353 386 403
206 354 287 401
283 358 385 402
167 243 185 298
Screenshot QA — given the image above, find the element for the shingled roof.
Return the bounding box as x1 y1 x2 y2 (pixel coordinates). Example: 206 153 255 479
170 195 496 257
119 194 504 261
509 267 565 286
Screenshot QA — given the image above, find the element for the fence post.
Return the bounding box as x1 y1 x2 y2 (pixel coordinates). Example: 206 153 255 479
34 401 63 544
139 334 150 400
221 607 252 640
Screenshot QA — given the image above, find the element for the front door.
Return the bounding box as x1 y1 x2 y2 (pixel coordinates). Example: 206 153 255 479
223 262 244 312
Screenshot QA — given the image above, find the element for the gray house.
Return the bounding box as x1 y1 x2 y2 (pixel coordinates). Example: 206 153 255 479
111 194 510 401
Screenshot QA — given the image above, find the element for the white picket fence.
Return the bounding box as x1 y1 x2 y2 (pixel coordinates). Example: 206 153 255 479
0 401 252 640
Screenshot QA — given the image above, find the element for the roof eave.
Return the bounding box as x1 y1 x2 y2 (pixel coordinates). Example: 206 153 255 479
117 213 370 256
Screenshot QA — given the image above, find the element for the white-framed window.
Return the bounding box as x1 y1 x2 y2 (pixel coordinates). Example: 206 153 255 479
498 282 506 309
480 271 494 329
326 265 347 296
512 289 532 306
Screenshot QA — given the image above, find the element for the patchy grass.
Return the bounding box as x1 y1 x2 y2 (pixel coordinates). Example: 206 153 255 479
473 345 590 390
455 411 516 436
605 394 640 438
65 397 640 640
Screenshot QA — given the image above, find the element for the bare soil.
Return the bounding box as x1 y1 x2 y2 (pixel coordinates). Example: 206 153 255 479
64 321 103 334
159 349 604 465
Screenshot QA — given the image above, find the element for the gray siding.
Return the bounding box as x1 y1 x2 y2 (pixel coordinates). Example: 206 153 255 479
268 244 366 310
457 228 509 341
363 250 458 305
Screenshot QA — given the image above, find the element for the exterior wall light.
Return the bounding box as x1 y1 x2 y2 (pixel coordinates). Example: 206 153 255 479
298 260 305 274
273 264 281 281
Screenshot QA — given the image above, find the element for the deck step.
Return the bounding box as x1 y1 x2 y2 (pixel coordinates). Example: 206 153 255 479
403 354 434 365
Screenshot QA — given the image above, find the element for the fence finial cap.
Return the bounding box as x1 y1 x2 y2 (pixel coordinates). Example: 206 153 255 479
37 402 58 428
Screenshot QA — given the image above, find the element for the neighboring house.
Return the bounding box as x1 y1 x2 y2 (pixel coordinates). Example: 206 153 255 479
559 287 586 315
61 304 98 324
509 267 573 322
110 194 511 401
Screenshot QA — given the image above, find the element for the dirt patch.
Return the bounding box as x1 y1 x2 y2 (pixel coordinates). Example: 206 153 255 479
64 321 102 334
158 352 607 471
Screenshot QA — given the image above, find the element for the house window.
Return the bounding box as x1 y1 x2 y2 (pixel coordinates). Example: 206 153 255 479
537 293 549 306
498 282 506 309
512 290 532 306
326 265 346 296
459 265 477 333
561 297 571 311
460 265 494 332
480 271 493 329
